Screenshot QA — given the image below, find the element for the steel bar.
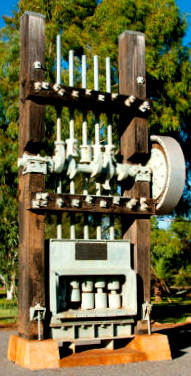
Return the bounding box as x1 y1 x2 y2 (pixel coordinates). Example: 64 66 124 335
106 57 114 240
82 55 89 239
69 50 76 239
94 55 102 240
56 35 62 239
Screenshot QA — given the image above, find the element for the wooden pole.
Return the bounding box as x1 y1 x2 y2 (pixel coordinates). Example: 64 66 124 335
18 12 45 339
118 31 150 322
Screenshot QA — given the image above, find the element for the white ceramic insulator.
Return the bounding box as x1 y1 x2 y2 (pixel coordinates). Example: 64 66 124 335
81 293 94 309
81 279 93 292
70 288 81 302
107 278 120 290
95 292 107 309
108 293 121 309
94 278 106 289
80 145 92 163
70 280 80 289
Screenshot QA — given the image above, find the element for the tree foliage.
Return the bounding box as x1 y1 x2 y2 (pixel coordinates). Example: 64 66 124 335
0 0 191 293
151 217 191 300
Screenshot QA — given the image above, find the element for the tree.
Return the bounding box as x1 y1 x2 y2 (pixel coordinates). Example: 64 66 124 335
0 0 190 296
151 217 191 301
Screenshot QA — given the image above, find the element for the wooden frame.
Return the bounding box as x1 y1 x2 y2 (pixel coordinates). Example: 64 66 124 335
18 14 151 339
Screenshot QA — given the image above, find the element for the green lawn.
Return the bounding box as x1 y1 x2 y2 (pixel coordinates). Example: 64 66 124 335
0 306 18 323
0 291 18 324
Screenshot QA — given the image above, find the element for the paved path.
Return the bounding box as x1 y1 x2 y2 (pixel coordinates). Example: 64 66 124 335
1 325 191 376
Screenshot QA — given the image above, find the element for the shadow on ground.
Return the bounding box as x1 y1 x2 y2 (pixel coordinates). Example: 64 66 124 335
154 323 191 359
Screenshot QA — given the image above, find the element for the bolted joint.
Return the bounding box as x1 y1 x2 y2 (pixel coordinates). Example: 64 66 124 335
137 76 145 85
33 61 42 69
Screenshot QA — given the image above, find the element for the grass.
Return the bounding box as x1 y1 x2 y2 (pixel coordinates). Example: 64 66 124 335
151 296 191 306
0 306 18 324
0 290 18 324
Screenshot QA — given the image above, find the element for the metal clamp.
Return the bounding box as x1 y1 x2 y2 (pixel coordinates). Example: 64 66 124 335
30 303 46 341
142 302 152 335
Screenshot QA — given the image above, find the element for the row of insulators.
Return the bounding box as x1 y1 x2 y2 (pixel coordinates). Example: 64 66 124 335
69 277 122 310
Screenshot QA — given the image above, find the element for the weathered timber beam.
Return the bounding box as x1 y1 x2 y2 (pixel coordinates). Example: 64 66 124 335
119 31 151 317
27 81 151 116
19 11 45 340
29 192 156 215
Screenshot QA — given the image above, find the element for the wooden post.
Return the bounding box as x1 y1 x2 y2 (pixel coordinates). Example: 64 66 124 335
18 12 45 339
118 31 150 319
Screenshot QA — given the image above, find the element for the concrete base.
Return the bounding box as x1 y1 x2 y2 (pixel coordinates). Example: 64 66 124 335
8 333 171 370
8 335 60 370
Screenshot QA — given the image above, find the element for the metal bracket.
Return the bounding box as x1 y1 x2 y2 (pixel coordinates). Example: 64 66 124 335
18 154 49 174
142 301 152 335
32 192 49 208
30 303 46 341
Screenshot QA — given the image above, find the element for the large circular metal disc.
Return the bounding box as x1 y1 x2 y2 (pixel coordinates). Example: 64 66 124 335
147 135 186 214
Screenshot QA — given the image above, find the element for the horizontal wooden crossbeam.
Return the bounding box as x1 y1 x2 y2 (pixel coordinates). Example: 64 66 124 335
29 192 155 215
27 81 152 115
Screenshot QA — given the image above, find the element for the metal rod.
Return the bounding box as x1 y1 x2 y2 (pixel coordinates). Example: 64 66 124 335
106 57 111 93
94 55 99 91
69 50 76 240
82 55 89 240
82 55 86 90
69 50 74 87
56 35 61 85
56 35 62 239
106 57 114 240
37 311 41 341
94 55 101 240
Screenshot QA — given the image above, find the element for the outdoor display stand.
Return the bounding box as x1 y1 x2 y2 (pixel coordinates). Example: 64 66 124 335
8 11 185 369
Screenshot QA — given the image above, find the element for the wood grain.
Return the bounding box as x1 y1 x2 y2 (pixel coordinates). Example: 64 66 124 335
18 12 45 340
119 31 151 316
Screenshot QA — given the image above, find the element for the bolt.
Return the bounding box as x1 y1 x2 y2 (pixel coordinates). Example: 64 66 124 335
137 76 145 85
112 93 118 100
34 82 42 91
34 61 42 69
98 94 105 101
100 200 107 208
72 90 79 98
41 82 50 90
85 89 92 96
72 199 80 207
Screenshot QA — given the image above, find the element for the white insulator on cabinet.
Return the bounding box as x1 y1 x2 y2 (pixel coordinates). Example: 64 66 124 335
81 292 94 309
69 279 81 302
95 292 107 309
81 278 93 292
94 278 106 289
108 291 121 309
107 278 120 291
94 278 107 309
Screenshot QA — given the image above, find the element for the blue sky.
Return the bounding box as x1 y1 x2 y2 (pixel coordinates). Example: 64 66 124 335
0 0 191 45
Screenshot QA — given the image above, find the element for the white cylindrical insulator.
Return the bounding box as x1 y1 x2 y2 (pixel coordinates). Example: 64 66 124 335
65 138 79 158
92 144 102 159
69 279 80 302
94 278 106 289
107 278 120 291
81 292 94 309
80 145 92 163
108 292 121 309
70 288 81 302
81 278 93 292
70 280 79 289
95 292 107 309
